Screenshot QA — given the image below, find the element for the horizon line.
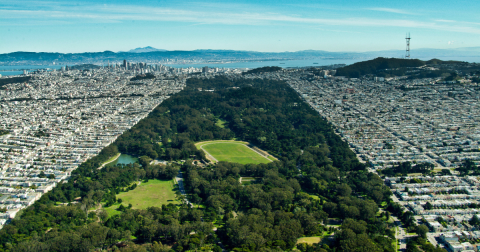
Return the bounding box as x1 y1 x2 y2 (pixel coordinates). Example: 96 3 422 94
1 46 479 55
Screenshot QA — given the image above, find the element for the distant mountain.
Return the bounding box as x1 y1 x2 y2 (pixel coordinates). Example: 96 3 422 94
0 47 478 66
124 47 167 53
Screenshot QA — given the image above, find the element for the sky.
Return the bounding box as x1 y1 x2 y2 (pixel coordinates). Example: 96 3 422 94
1 0 480 53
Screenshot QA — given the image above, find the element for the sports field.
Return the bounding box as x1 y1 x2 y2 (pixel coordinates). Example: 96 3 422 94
104 179 178 216
196 140 272 165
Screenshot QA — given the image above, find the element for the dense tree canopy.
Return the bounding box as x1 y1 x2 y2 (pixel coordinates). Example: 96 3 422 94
0 75 396 252
335 57 425 78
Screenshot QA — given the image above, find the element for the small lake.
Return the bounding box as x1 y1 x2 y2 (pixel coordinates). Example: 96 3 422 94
107 154 138 167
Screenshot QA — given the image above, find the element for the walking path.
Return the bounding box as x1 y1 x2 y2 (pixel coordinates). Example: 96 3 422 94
175 171 192 207
97 153 121 170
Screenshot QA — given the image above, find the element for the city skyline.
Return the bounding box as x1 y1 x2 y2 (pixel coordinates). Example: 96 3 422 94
1 0 479 54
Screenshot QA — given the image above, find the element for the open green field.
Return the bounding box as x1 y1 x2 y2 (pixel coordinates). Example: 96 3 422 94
297 237 321 245
196 141 272 165
104 179 179 216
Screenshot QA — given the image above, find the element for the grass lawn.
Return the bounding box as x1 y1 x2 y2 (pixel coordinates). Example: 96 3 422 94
297 237 322 245
104 179 179 216
104 205 122 217
240 177 261 185
196 141 272 165
215 119 227 128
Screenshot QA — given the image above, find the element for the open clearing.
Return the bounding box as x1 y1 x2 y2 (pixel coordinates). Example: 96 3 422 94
104 179 178 216
215 118 227 128
297 237 322 245
196 140 272 165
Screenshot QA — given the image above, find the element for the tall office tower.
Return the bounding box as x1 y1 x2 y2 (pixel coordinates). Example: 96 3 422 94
202 66 209 73
123 59 127 69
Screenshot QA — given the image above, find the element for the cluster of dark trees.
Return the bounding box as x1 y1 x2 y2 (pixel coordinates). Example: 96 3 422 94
335 57 425 78
387 202 417 232
333 218 396 252
457 159 480 175
378 162 434 176
405 234 446 252
0 75 397 251
5 203 218 252
67 64 101 70
242 66 282 75
130 73 156 81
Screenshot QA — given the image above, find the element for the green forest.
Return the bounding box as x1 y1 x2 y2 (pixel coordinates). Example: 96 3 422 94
333 57 477 79
0 76 427 251
335 57 425 78
243 66 282 75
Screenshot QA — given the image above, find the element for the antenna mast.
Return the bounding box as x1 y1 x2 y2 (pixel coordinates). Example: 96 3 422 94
405 32 411 59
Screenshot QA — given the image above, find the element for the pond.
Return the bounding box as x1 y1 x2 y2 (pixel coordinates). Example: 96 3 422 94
107 154 138 167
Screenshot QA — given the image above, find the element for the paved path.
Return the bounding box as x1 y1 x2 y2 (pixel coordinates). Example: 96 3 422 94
175 172 192 207
392 216 407 251
97 153 121 170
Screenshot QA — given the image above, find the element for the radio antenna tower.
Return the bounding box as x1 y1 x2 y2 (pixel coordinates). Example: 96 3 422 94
405 32 411 59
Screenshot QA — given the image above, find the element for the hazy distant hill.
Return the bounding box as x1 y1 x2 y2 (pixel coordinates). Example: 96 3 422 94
0 47 478 65
124 46 167 53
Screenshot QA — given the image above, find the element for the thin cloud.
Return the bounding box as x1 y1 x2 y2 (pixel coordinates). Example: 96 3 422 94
435 19 456 23
1 2 480 35
368 7 414 15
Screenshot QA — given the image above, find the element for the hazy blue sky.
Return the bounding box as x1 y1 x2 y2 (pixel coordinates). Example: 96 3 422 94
1 0 479 53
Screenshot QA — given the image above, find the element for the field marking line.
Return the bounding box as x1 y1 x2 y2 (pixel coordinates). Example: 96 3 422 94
198 141 272 163
194 139 248 147
242 144 273 163
199 144 218 163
